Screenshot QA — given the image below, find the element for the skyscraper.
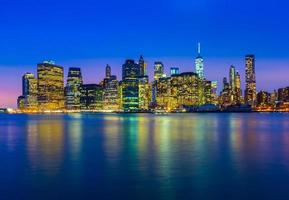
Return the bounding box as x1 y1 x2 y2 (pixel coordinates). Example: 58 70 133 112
235 71 242 104
37 61 65 110
235 71 241 90
80 84 103 110
229 65 236 91
17 96 25 110
156 77 171 110
229 65 237 104
22 73 35 96
103 75 119 111
138 75 150 110
139 55 147 76
21 73 38 110
170 72 201 109
220 77 231 106
122 59 140 80
152 61 165 104
245 55 256 107
223 77 229 90
120 79 139 111
105 64 111 78
204 80 212 104
154 62 165 81
103 65 119 110
195 43 204 79
170 67 179 76
211 81 218 105
65 67 83 110
121 59 140 112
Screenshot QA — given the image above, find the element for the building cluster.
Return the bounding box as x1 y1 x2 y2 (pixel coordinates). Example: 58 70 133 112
219 55 255 107
255 87 289 111
17 45 289 112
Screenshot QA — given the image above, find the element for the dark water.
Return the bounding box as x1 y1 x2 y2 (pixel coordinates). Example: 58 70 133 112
0 113 289 200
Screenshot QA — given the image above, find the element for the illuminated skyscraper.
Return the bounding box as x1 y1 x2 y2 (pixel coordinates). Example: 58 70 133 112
103 75 119 111
122 59 140 80
229 65 236 91
21 73 38 110
137 56 150 110
138 76 150 110
229 65 237 103
211 81 218 105
17 96 25 110
220 77 231 106
156 77 171 110
170 67 179 76
170 72 200 109
220 66 242 106
139 55 147 76
235 71 242 104
105 64 111 78
103 65 119 110
204 80 212 104
80 84 103 110
22 73 36 96
195 43 204 79
152 61 165 104
223 77 229 90
37 61 64 110
235 71 241 90
121 60 140 112
65 67 83 110
154 62 165 80
120 79 139 111
245 55 256 107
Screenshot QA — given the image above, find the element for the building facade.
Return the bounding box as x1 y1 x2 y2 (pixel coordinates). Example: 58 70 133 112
139 55 147 76
80 84 103 110
65 67 83 110
120 79 139 111
21 73 38 110
245 55 257 107
37 61 64 110
156 77 171 110
121 60 140 112
103 75 119 111
138 76 150 110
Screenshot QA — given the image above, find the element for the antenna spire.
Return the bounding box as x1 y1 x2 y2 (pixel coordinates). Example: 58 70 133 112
198 42 201 55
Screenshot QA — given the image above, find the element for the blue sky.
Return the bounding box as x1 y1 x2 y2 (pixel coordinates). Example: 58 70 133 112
0 0 289 107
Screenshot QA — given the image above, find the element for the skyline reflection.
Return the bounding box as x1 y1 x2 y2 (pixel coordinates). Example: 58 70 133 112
1 113 289 199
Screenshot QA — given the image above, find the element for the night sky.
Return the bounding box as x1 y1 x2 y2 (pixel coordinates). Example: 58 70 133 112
0 0 289 108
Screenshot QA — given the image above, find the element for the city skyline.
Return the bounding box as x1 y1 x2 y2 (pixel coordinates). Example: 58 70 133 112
12 53 289 112
1 54 289 108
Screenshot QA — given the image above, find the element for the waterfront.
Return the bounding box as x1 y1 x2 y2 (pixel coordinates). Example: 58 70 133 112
0 113 289 199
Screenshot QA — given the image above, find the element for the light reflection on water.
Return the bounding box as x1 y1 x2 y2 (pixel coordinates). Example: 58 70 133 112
0 113 289 199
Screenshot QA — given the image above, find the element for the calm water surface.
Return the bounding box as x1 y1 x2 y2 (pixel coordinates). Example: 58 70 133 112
0 113 289 199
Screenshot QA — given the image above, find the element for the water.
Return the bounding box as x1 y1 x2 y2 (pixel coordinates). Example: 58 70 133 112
0 113 289 200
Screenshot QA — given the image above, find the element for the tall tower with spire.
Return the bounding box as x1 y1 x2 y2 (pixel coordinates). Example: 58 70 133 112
105 64 111 78
195 43 204 79
139 55 146 76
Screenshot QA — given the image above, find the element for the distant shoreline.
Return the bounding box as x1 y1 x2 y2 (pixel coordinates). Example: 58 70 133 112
1 110 289 114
